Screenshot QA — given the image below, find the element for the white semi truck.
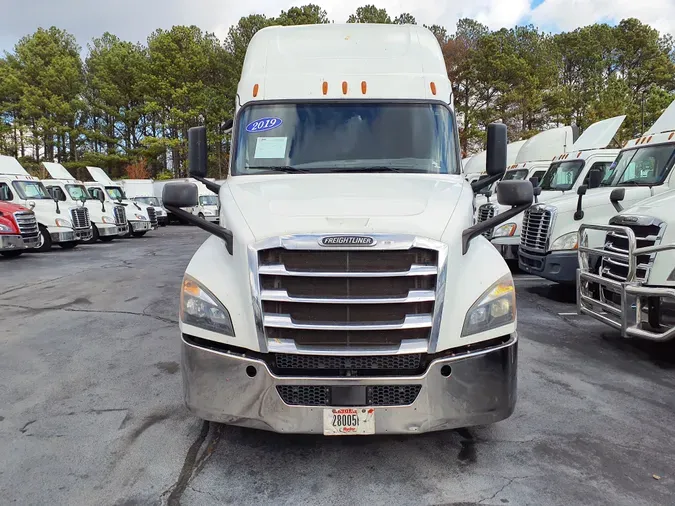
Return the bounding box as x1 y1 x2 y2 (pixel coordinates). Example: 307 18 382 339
115 179 168 226
0 155 89 251
483 115 625 259
160 23 535 436
42 162 128 242
577 189 675 341
518 100 675 284
84 167 157 236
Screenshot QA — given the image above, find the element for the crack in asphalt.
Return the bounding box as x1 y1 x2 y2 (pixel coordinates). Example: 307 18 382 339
163 421 222 506
0 302 177 324
19 420 36 433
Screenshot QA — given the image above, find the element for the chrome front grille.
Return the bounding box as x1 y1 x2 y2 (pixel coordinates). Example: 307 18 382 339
477 204 496 238
147 207 157 227
521 205 553 253
599 215 665 282
70 207 91 230
13 211 39 239
252 235 446 354
113 205 127 225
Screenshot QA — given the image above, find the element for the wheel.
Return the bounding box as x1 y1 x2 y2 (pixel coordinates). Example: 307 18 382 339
132 231 147 237
100 236 115 242
83 224 99 244
31 225 52 252
58 241 78 249
1 250 23 258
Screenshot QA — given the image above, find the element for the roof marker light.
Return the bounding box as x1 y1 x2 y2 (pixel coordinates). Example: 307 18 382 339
577 151 582 158
361 81 367 94
669 132 675 140
253 84 259 97
322 82 328 95
647 135 653 143
430 82 437 95
342 81 348 95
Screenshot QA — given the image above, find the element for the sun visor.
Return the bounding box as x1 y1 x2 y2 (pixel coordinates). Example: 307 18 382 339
571 115 626 151
86 166 115 185
0 155 30 176
42 161 76 181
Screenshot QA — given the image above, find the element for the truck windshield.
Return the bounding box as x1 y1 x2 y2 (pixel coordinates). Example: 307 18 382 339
134 197 160 206
66 184 95 200
232 102 459 175
106 186 127 200
539 160 584 191
199 195 218 206
12 181 52 199
609 144 675 186
502 169 529 181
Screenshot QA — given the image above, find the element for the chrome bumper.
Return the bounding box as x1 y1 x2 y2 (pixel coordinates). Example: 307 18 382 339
0 234 30 251
117 224 129 235
49 229 76 243
130 220 151 232
98 224 120 237
578 223 675 342
74 228 93 241
181 334 517 434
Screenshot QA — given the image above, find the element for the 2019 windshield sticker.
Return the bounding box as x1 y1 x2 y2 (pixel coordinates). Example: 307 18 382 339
246 117 283 133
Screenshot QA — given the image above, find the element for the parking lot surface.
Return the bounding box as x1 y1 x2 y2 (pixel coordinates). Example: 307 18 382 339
1 226 674 506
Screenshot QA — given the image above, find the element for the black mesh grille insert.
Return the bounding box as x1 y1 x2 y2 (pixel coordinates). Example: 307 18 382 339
275 353 421 371
266 327 429 346
276 384 422 406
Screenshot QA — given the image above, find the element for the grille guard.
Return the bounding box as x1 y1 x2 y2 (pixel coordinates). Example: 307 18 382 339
577 223 675 341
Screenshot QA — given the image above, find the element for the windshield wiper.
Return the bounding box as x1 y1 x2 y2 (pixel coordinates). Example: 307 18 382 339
247 166 311 173
618 180 644 186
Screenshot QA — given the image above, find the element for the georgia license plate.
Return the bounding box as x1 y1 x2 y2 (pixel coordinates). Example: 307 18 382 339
323 408 375 436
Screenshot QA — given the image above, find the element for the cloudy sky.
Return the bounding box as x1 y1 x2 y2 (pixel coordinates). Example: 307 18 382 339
1 0 673 53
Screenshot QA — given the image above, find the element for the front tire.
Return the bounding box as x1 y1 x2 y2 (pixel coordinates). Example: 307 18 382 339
1 250 23 258
58 241 78 249
83 224 99 244
32 225 52 252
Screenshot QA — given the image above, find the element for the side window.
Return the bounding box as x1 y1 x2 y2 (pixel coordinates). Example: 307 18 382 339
532 170 546 182
0 182 13 201
89 188 103 200
583 162 611 184
46 186 67 201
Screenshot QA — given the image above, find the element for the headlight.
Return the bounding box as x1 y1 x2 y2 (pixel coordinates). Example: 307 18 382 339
550 232 578 251
134 214 147 220
55 218 72 228
0 223 14 233
494 223 517 237
462 274 516 337
180 275 235 336
101 216 115 224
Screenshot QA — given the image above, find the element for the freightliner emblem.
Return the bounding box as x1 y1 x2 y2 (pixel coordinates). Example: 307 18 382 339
320 235 376 247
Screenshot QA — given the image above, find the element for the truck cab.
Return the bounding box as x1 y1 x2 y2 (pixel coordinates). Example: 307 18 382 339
115 179 169 226
160 23 534 436
0 200 39 258
42 162 128 242
518 101 675 284
84 167 157 236
0 155 85 251
578 190 675 341
482 115 625 259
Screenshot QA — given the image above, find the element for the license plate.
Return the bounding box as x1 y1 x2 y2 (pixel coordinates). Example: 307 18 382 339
323 408 375 436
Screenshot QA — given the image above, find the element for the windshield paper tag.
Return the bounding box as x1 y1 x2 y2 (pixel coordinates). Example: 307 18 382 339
254 137 288 159
246 117 283 133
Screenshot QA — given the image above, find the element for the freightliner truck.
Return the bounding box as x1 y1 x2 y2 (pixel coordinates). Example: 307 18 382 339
162 23 534 435
0 200 39 258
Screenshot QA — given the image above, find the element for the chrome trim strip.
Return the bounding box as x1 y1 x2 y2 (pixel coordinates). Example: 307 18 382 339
266 338 430 355
260 289 436 304
247 243 268 353
258 263 437 277
263 313 433 331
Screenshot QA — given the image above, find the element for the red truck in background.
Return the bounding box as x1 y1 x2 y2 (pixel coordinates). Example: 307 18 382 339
0 201 40 258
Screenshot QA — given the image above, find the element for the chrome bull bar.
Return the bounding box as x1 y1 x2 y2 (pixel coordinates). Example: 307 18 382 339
577 223 675 342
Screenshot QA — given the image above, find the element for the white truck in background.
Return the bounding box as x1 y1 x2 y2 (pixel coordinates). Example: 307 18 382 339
0 155 86 251
115 179 169 226
465 139 526 187
160 23 535 436
42 162 128 242
84 166 157 236
578 189 675 341
519 100 675 284
154 178 219 224
483 115 625 260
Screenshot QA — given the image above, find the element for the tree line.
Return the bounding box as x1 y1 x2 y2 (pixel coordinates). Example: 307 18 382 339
0 4 673 180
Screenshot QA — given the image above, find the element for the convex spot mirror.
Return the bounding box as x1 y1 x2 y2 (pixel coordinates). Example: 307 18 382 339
496 180 534 207
163 182 199 208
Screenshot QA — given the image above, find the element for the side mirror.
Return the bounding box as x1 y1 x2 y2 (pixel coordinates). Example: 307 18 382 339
98 192 105 203
162 182 198 208
529 177 539 188
497 180 534 207
610 187 625 212
188 126 208 178
485 123 507 176
574 185 587 220
588 169 602 189
577 185 587 196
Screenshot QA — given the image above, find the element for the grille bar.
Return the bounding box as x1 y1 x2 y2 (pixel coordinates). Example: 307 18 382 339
70 207 91 230
260 289 436 304
113 205 127 225
520 206 553 253
477 204 496 239
13 211 39 238
263 314 433 331
147 207 157 227
259 264 437 278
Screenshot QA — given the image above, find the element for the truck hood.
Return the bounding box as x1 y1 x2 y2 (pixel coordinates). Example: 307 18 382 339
538 187 619 214
620 190 675 221
0 201 31 213
226 173 467 241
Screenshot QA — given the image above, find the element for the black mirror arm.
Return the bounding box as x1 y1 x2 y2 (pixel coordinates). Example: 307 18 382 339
165 204 233 255
192 175 221 195
574 194 585 221
471 173 502 193
461 203 531 255
611 200 624 213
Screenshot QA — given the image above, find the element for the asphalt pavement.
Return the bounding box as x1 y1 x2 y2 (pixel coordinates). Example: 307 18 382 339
1 226 674 506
